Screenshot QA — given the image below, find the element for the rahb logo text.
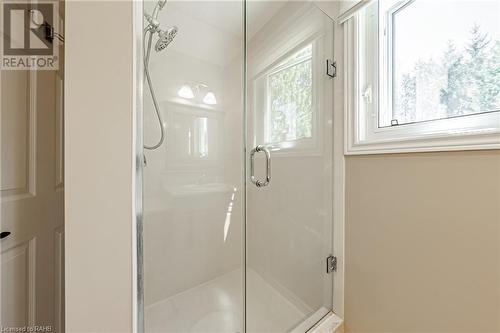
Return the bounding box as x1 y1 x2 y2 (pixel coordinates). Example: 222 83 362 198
1 1 59 70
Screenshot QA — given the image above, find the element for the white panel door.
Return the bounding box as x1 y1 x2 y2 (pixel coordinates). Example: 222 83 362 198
0 68 64 331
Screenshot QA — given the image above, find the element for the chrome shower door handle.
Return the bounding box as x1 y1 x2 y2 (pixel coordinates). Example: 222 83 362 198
250 145 271 187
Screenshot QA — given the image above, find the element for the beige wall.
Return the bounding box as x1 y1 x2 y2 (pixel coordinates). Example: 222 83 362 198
344 150 500 332
65 2 135 332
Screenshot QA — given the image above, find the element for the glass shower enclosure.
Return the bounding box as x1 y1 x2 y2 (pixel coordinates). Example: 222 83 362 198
138 1 334 332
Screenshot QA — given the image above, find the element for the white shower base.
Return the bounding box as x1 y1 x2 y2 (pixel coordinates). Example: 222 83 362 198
145 269 311 333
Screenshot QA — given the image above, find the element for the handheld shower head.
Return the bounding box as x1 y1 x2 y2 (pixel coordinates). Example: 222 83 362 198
155 26 178 52
143 0 174 151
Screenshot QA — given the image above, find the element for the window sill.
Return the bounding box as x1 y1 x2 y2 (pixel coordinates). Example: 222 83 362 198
345 131 500 155
265 143 325 157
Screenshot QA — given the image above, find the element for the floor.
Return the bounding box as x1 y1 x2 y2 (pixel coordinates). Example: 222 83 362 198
145 269 313 333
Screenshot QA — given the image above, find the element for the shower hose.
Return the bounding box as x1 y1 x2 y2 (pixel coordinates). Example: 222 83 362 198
143 28 165 150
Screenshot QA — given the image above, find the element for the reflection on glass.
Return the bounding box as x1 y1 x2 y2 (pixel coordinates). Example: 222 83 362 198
197 117 208 158
178 84 195 99
224 188 237 243
203 91 218 105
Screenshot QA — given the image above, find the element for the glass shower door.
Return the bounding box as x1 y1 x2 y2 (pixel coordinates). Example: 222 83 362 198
245 2 335 332
140 1 334 331
141 1 245 332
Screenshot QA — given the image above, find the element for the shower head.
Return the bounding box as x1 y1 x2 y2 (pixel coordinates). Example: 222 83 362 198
155 26 178 52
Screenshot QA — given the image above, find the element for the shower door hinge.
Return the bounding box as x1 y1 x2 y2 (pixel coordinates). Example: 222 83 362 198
326 59 337 78
326 255 337 273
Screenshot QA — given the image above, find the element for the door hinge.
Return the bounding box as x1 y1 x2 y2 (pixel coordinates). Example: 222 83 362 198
326 255 337 273
326 59 337 78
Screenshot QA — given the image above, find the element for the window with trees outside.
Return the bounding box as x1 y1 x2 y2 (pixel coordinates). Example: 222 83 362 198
267 44 313 144
345 0 500 154
252 42 319 153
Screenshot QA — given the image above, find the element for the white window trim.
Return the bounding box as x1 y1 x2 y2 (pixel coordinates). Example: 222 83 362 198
344 3 500 155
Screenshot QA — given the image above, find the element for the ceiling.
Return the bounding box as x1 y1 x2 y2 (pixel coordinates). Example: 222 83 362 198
166 1 288 39
145 0 289 67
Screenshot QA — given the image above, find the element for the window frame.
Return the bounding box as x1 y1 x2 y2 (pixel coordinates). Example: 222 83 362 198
345 0 500 155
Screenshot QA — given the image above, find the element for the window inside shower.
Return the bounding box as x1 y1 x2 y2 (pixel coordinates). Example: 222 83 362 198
253 39 324 153
266 44 313 144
